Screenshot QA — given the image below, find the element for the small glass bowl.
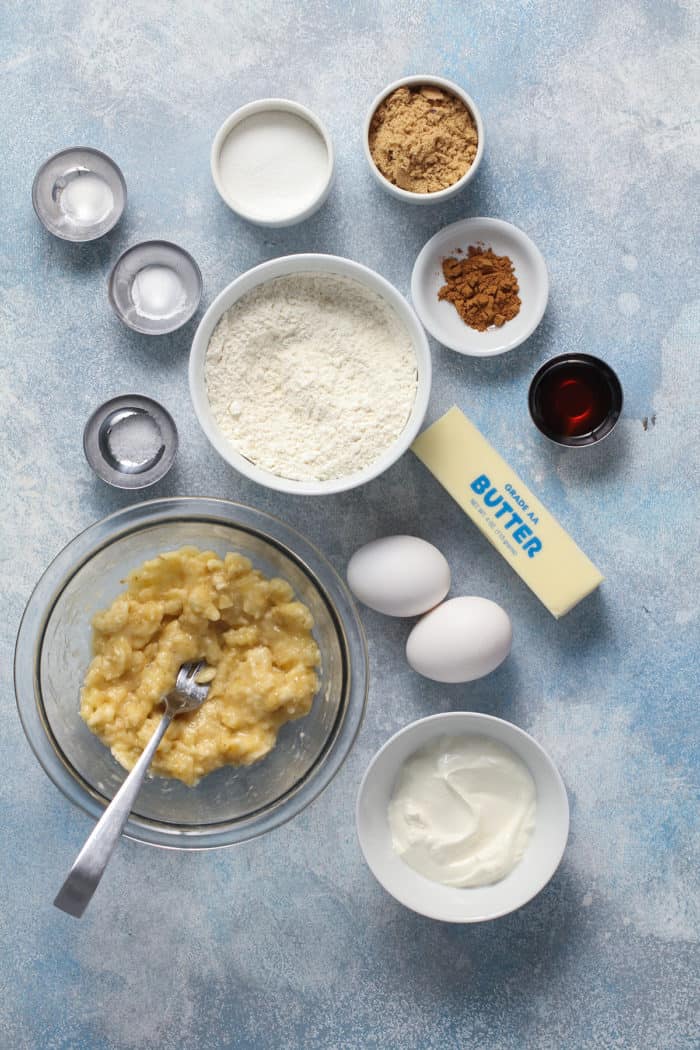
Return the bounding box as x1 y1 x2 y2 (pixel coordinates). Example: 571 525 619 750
528 353 624 447
32 147 126 242
83 394 179 489
14 498 368 849
108 240 203 335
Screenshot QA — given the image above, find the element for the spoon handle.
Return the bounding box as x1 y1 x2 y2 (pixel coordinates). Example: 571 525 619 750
53 711 172 918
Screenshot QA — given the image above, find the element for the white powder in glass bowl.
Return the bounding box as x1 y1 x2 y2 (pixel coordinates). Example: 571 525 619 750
204 273 418 482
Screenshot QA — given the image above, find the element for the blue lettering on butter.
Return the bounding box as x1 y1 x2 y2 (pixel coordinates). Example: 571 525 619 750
505 483 528 512
523 537 542 556
470 474 543 558
512 523 532 544
494 500 513 520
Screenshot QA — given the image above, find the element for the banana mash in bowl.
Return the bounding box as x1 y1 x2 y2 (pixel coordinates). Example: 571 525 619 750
15 498 368 848
81 547 321 786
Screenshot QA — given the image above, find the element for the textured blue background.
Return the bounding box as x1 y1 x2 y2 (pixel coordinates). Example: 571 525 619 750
2 2 698 1048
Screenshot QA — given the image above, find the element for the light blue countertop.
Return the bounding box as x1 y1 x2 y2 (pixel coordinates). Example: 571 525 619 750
2 2 698 1048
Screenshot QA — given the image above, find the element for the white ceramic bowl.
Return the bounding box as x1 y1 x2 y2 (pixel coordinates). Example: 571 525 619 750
411 217 549 356
189 254 432 495
364 75 484 204
211 99 334 227
356 712 569 922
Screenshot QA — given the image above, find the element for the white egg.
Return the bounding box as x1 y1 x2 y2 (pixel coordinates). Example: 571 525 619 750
346 536 451 617
406 596 512 683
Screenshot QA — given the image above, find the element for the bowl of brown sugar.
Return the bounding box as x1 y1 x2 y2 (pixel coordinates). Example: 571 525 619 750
364 75 484 203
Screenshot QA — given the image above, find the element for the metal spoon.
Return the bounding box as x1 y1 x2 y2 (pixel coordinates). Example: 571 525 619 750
54 660 211 918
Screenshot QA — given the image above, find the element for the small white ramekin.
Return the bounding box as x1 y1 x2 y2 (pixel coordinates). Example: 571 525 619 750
210 99 335 228
356 712 569 923
364 75 484 204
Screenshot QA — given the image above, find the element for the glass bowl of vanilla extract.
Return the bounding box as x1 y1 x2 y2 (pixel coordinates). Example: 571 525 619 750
528 353 623 447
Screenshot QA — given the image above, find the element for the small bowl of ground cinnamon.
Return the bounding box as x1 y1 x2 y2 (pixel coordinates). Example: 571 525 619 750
411 217 549 356
364 75 484 203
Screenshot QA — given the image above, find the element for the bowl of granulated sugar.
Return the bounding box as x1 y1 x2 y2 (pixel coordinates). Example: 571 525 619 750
189 254 431 495
211 100 334 227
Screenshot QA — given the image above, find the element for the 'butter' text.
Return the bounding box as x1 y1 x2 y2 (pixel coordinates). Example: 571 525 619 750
470 474 543 557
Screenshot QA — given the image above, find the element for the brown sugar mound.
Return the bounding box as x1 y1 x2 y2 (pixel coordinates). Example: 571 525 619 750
368 85 478 194
438 246 521 331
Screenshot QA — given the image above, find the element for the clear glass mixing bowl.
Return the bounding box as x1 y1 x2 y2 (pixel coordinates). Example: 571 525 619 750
14 498 368 849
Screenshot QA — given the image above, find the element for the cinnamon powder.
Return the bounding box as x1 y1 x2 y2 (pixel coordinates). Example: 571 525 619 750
438 246 521 330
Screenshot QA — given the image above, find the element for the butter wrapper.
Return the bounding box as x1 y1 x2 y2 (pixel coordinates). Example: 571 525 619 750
411 406 603 618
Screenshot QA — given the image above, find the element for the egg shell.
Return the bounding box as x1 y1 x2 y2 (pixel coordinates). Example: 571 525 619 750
406 596 512 683
346 535 451 617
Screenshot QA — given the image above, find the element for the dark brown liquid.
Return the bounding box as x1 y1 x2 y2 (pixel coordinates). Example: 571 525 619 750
532 361 614 439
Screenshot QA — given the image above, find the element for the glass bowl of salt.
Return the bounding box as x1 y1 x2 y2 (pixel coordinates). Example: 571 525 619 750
83 394 178 489
32 146 127 243
108 240 203 335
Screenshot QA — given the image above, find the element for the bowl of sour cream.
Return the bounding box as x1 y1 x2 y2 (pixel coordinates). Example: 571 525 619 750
356 712 569 922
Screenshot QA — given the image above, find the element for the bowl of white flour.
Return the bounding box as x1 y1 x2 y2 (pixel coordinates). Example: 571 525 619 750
189 254 431 494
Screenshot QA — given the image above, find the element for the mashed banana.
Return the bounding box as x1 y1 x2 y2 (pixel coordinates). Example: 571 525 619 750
80 546 320 786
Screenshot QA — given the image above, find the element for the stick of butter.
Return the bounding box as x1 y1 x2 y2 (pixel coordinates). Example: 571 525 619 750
411 406 604 618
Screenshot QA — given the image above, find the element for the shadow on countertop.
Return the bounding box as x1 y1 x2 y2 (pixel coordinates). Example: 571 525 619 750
362 863 587 1005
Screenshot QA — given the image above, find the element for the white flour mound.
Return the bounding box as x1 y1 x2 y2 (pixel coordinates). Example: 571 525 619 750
205 272 418 481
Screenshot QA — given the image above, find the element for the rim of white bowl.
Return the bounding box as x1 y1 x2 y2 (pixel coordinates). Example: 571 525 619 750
411 217 550 356
363 75 485 204
189 253 432 495
210 99 335 227
356 711 570 922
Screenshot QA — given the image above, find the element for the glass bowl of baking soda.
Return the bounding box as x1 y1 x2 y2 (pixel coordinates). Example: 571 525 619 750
108 240 203 335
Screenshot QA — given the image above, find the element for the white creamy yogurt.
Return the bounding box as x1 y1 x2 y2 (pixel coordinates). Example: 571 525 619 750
217 109 330 223
388 735 536 888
